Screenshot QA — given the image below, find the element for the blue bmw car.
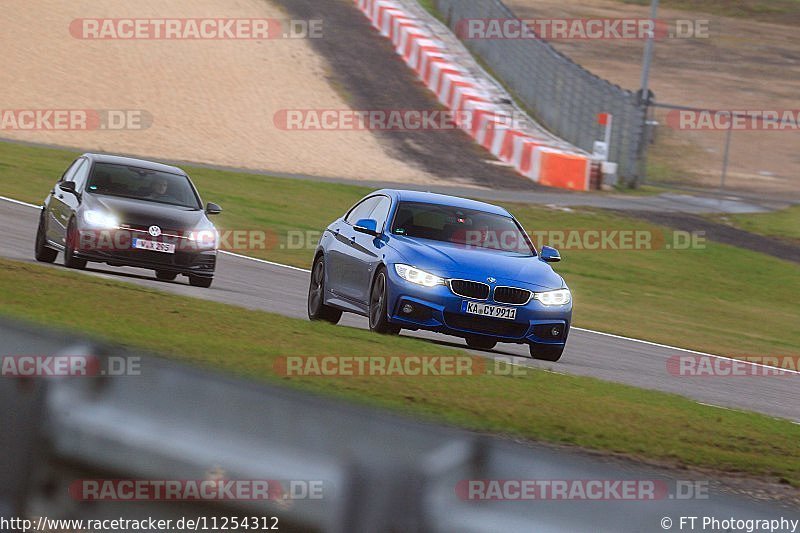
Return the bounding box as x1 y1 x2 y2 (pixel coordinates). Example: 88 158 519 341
307 190 572 361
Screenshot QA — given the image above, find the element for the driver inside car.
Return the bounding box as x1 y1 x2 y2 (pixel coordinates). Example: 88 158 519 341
148 177 173 202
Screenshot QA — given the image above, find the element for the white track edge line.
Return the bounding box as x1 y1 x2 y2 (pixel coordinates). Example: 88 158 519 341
219 250 311 273
0 195 38 209
3 194 798 375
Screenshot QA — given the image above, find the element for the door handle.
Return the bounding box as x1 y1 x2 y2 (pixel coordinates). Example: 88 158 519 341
58 194 64 199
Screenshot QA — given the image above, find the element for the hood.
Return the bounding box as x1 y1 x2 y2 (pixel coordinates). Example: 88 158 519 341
83 194 208 230
388 236 565 290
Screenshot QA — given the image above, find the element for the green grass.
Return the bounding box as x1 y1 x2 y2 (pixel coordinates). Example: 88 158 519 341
712 206 800 244
0 257 798 486
417 0 442 20
1 140 798 359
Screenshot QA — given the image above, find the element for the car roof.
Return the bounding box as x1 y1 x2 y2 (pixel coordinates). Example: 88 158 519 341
375 189 511 217
82 153 187 176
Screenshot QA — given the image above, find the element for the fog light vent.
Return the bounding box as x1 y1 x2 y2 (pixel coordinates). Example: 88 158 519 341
533 323 566 340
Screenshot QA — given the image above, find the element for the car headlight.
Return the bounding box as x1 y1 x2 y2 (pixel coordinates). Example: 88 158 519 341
533 288 571 306
186 229 218 248
394 264 445 287
82 210 118 229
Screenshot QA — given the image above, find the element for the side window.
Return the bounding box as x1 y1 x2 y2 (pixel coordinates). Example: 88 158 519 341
60 158 82 182
368 196 392 231
345 197 380 225
71 160 90 192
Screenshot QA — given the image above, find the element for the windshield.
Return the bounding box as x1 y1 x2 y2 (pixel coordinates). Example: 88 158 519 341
85 163 202 209
390 202 535 256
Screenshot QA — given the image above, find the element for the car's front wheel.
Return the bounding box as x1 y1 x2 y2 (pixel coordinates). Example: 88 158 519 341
529 343 564 362
35 212 57 263
466 335 497 351
63 218 87 270
369 269 400 335
156 271 178 281
189 275 213 288
308 255 342 324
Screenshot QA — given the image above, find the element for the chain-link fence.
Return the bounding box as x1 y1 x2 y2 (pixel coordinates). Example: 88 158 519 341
432 0 647 185
643 103 800 201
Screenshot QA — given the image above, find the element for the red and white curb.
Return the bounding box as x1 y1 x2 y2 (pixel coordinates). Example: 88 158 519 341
354 0 594 191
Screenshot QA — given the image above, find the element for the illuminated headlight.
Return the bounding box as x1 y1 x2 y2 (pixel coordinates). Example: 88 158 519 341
82 210 118 229
533 289 571 306
394 264 445 287
186 229 219 248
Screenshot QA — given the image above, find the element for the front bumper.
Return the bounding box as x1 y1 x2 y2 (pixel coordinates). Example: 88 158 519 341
76 248 217 276
73 228 217 276
386 268 571 345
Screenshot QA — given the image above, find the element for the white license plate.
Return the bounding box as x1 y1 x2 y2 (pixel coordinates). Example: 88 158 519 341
132 238 175 254
463 301 517 320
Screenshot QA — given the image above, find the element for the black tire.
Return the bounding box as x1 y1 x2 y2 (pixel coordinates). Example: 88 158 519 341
156 271 178 281
63 218 87 270
35 213 57 263
368 269 400 335
466 336 497 351
307 256 342 324
529 343 564 362
189 275 213 288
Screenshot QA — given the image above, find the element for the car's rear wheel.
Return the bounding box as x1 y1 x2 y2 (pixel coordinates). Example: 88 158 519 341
529 343 564 362
308 256 342 324
189 275 213 288
63 218 87 270
156 271 178 281
369 269 400 335
35 213 57 263
466 335 497 351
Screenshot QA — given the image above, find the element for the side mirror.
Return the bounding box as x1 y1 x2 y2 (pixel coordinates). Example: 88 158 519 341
540 245 561 263
353 218 380 237
59 181 77 195
206 202 222 215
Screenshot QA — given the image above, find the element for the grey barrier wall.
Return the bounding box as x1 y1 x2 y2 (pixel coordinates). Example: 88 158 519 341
432 0 647 185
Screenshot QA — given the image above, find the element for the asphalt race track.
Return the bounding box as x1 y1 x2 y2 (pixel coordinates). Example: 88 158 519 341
1 197 797 423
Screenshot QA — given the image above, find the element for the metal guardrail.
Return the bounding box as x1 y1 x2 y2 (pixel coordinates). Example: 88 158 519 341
431 0 647 185
3 318 798 532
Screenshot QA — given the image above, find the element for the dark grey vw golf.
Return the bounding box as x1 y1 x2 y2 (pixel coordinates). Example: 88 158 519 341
35 153 222 288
